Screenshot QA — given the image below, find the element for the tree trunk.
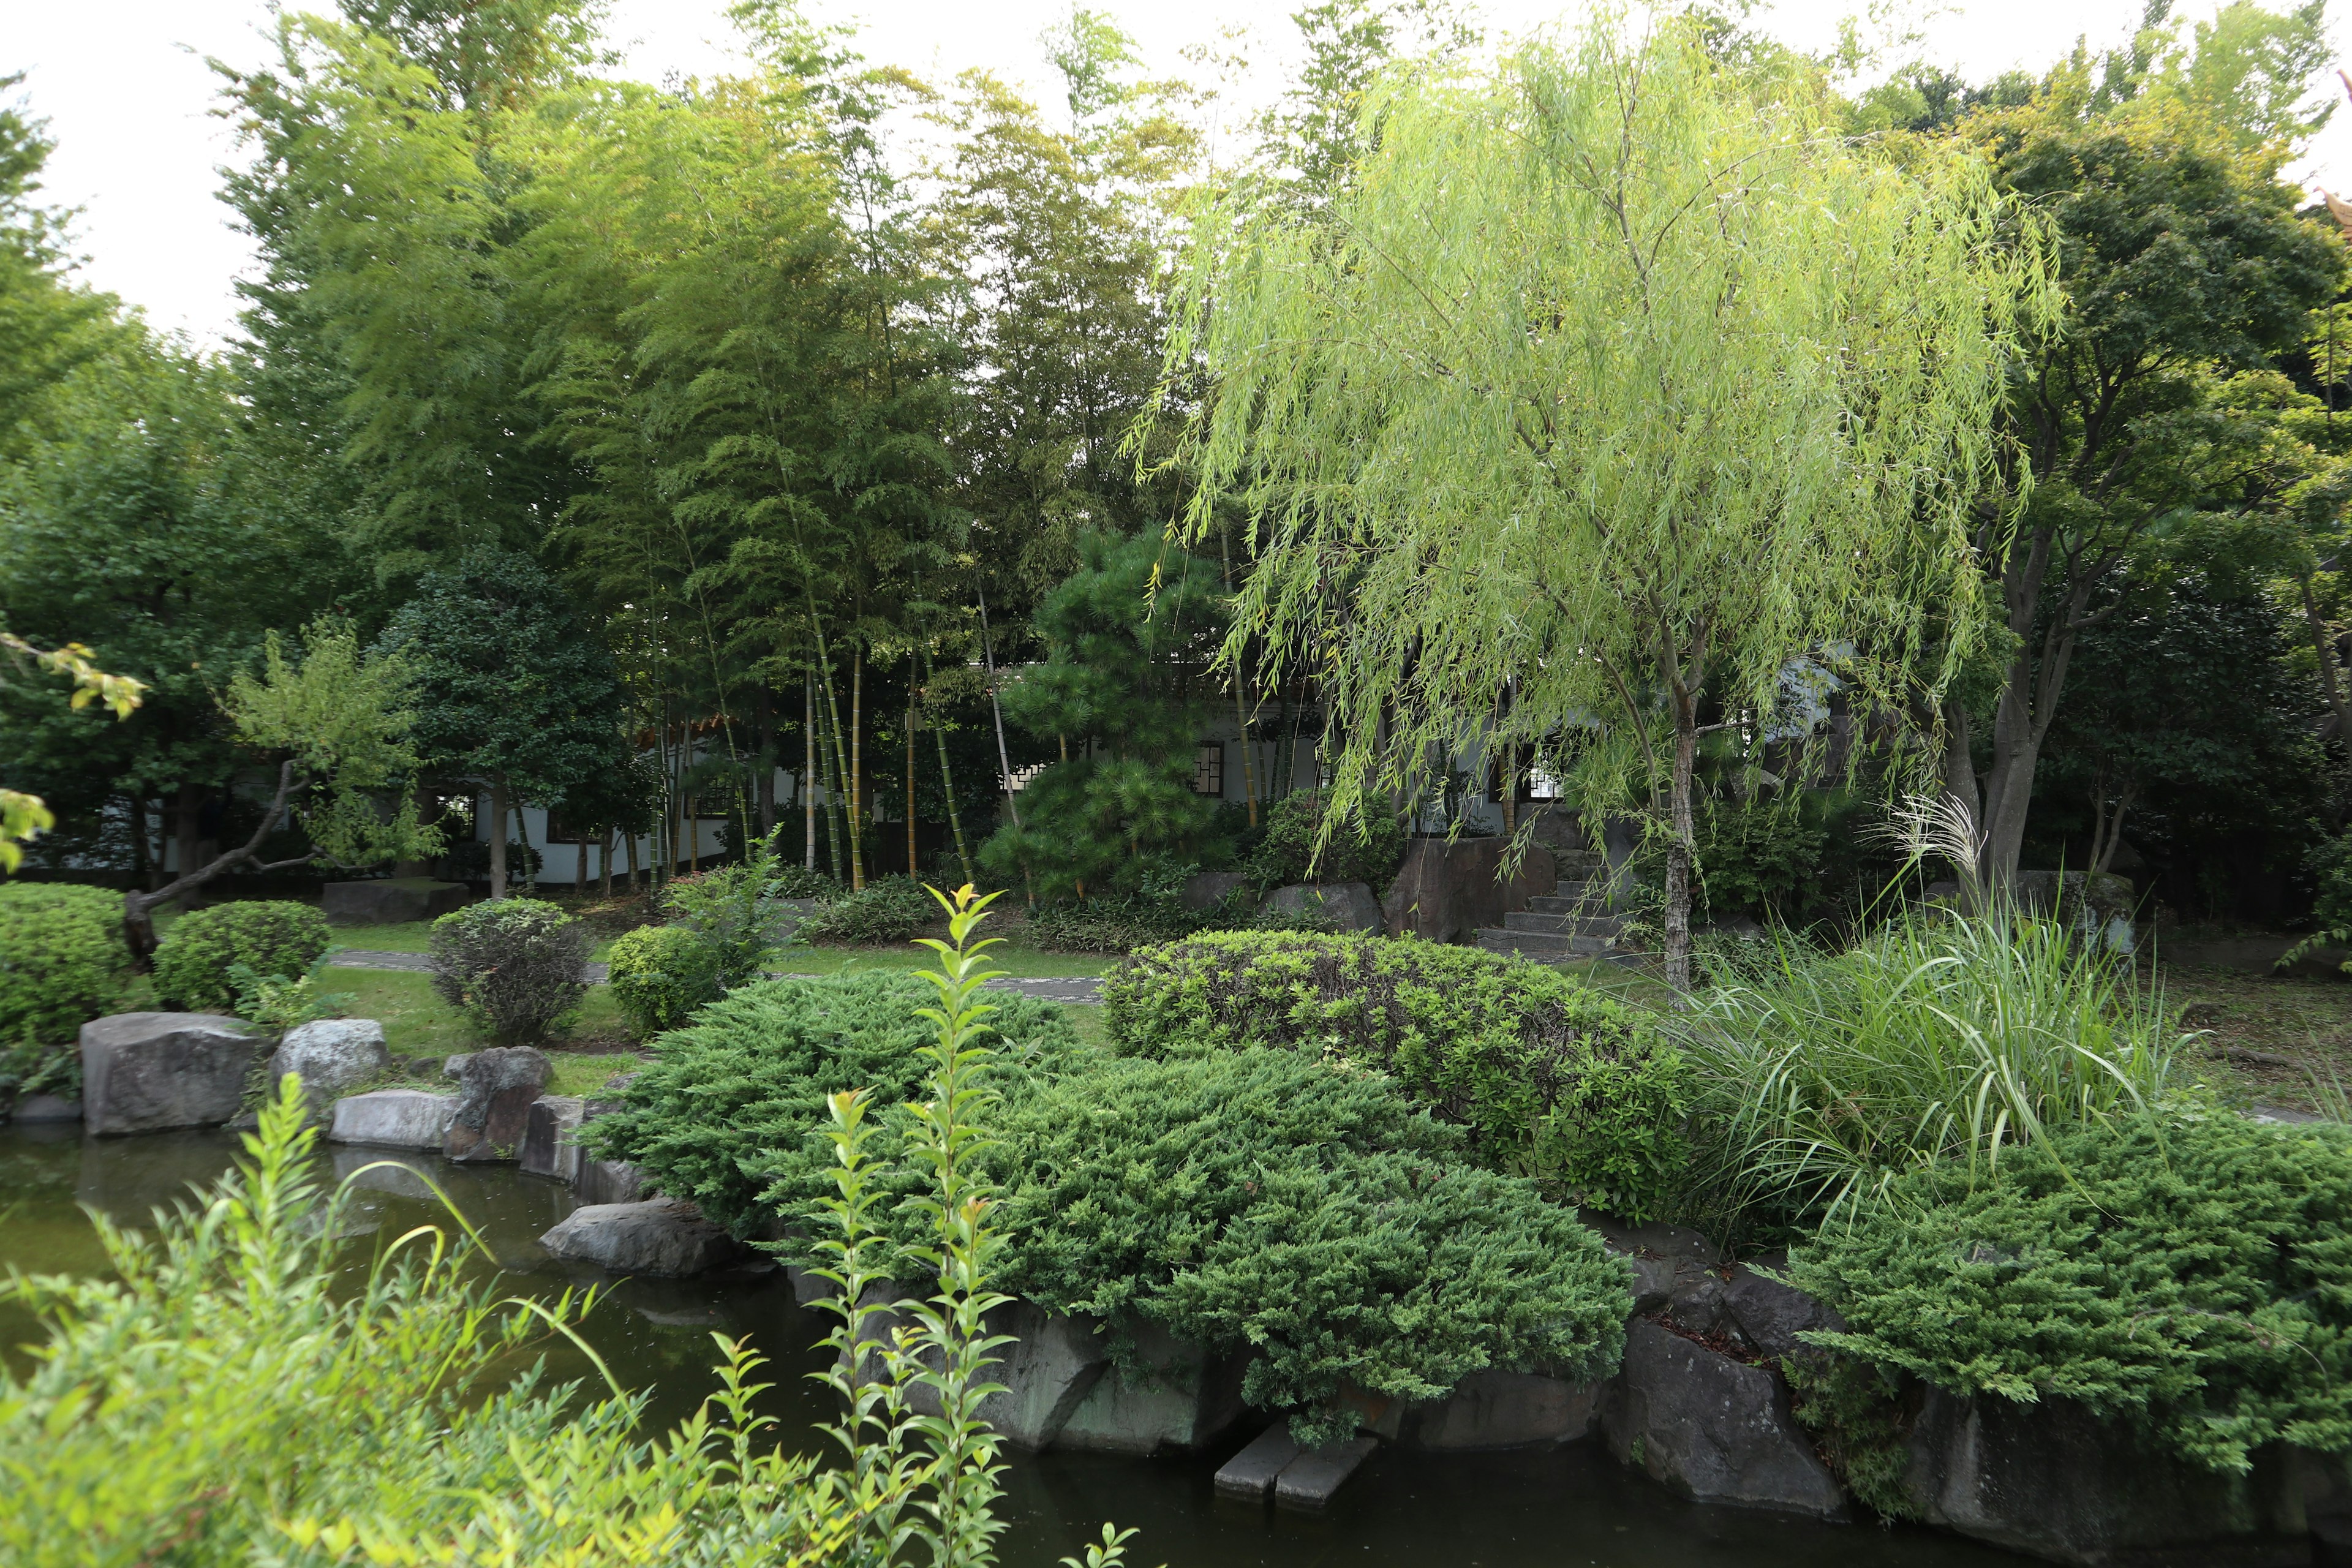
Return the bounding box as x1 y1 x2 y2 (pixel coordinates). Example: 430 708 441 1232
174 782 205 902
906 690 919 881
600 827 614 897
123 760 303 965
1235 679 1259 828
575 820 587 895
804 670 818 873
625 823 641 893
127 792 151 887
974 580 1031 905
922 646 974 885
755 686 777 842
1664 712 1698 993
2301 573 2352 802
488 778 510 900
848 649 865 891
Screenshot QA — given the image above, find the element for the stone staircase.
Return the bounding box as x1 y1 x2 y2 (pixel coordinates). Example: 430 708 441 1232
1474 850 1653 969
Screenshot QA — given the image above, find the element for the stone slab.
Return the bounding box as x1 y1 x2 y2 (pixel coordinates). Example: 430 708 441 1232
1274 1436 1379 1510
1182 871 1252 913
1604 1319 1847 1520
443 1046 549 1161
575 1158 645 1205
1215 1422 1301 1499
1259 881 1382 934
1406 1370 1600 1450
1053 1321 1248 1457
977 1302 1112 1450
1382 838 1556 944
80 1012 258 1136
521 1095 586 1183
269 1018 391 1125
329 1089 458 1150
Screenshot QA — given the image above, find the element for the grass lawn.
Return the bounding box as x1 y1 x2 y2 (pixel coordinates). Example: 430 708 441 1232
2152 960 2352 1114
324 919 625 962
322 967 639 1059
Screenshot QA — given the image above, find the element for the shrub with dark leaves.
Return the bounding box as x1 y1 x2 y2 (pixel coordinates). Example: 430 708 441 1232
426 899 588 1044
797 875 935 946
152 900 330 1016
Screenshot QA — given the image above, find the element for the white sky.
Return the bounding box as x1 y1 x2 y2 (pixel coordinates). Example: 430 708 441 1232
12 0 2352 345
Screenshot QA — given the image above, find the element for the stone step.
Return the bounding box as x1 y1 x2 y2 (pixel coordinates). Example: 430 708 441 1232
1504 910 1628 938
1528 885 1616 913
1477 930 1656 968
1215 1422 1302 1499
1273 1435 1381 1509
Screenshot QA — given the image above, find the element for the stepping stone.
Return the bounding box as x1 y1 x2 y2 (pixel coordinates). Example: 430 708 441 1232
1215 1422 1301 1499
1273 1436 1379 1510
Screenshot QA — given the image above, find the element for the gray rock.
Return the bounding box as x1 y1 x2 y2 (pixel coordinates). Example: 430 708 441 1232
11 1094 81 1123
329 1089 458 1149
80 1013 258 1136
521 1095 586 1182
406 1055 445 1079
268 1018 391 1125
575 1158 645 1205
786 1265 837 1306
323 878 470 926
1259 881 1383 934
540 1198 741 1276
1274 1436 1380 1510
978 1303 1112 1449
1597 1218 1726 1322
1052 1319 1248 1456
1405 1370 1601 1450
1382 837 1559 943
443 1046 550 1162
1216 1422 1302 1499
1898 1386 2305 1566
1722 1256 1841 1362
1182 871 1252 913
1603 1319 1847 1520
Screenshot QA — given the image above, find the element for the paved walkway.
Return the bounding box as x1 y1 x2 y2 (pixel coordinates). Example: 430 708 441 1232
328 951 1102 1004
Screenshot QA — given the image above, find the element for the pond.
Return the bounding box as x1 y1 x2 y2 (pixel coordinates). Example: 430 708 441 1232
0 1125 2021 1568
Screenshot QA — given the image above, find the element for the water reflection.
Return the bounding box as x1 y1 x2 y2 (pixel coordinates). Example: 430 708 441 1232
1 1126 2024 1567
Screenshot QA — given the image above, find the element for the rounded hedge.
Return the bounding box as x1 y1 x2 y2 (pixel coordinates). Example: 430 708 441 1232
0 883 128 1046
606 924 723 1038
428 899 588 1045
151 900 331 1015
1104 929 1691 1221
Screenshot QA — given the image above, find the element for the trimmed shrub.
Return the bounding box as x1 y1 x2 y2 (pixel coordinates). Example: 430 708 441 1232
0 882 126 1049
605 924 723 1037
1789 1112 2352 1494
586 971 1079 1237
993 1050 1631 1446
427 899 588 1044
798 875 935 946
151 900 331 1016
1104 930 1690 1220
1240 791 1405 892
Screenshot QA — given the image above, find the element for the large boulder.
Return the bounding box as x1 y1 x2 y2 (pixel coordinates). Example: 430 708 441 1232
521 1095 586 1182
1721 1256 1841 1363
80 1013 258 1136
1896 1387 2305 1566
1382 837 1557 944
835 1292 1114 1452
1603 1319 1847 1519
268 1019 390 1125
1259 881 1382 935
540 1198 741 1276
1052 1319 1248 1456
323 878 470 927
443 1046 550 1162
575 1158 645 1205
1404 1369 1602 1450
1181 871 1251 913
329 1088 458 1149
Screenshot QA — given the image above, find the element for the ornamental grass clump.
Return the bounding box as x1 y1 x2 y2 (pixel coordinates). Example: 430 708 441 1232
1680 903 2179 1227
427 897 588 1044
1787 1112 2352 1499
1105 930 1691 1220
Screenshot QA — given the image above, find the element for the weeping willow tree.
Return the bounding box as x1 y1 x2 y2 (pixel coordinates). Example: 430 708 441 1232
1159 21 2055 989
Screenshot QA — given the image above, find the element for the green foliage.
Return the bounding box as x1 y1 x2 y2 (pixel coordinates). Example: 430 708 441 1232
1103 930 1691 1221
0 881 124 1048
1240 791 1404 892
1688 791 1887 922
224 958 351 1036
0 1041 1093 1566
768 863 842 900
586 971 1077 1238
993 1049 1631 1446
1023 894 1208 954
657 832 802 986
2280 831 2352 973
800 875 937 946
426 898 587 1044
151 900 331 1016
1683 906 2180 1228
604 924 723 1038
1790 1112 2352 1479
978 531 1233 899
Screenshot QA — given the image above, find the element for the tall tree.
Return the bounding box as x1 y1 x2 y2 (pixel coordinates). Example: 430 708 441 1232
1164 23 2047 988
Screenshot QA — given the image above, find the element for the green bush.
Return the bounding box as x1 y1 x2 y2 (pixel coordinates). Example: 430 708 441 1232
1241 791 1405 892
586 971 1078 1236
798 875 935 946
605 924 725 1037
1104 930 1691 1220
151 900 330 1016
659 833 803 986
0 883 127 1050
426 899 588 1044
1789 1112 2352 1489
993 1049 1631 1446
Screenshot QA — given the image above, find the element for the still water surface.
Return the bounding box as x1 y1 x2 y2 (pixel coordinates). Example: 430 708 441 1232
0 1125 2020 1568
